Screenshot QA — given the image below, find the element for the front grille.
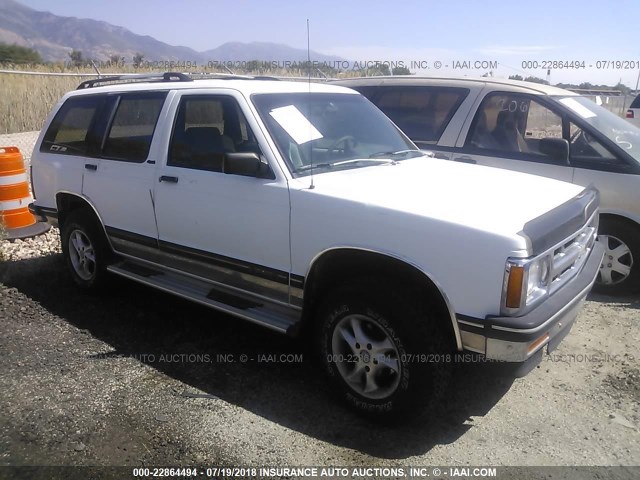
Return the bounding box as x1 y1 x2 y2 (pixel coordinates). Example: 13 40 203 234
548 213 598 296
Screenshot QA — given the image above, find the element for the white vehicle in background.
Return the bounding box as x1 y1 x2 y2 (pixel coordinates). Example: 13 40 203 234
337 77 640 294
29 73 603 417
626 93 640 128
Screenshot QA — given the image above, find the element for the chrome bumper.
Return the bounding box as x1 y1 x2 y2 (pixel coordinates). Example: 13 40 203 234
457 241 605 363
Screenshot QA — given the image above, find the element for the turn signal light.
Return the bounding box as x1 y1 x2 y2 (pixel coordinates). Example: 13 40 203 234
505 265 524 309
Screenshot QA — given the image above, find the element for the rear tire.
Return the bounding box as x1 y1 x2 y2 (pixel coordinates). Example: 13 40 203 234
594 218 640 295
316 279 453 418
61 210 111 291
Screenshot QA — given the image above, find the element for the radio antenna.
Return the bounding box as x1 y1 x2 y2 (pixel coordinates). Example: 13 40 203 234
307 18 315 190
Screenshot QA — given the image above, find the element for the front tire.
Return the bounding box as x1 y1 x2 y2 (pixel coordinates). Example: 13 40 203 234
316 279 452 417
594 218 640 295
61 210 110 291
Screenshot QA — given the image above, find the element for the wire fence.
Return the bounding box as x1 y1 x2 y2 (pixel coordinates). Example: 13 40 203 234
0 131 39 165
0 69 636 139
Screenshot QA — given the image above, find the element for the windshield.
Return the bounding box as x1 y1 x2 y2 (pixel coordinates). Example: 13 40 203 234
252 92 421 176
554 95 640 164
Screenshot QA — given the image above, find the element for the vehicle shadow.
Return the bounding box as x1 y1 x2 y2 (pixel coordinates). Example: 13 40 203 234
1 254 520 459
587 292 640 310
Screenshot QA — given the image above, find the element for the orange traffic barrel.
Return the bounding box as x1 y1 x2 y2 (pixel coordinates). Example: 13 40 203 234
0 146 50 240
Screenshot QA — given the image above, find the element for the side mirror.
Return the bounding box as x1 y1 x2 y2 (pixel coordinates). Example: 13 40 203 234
539 138 570 165
223 152 275 179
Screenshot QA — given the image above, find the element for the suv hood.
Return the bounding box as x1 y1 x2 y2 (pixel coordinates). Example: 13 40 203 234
293 157 585 242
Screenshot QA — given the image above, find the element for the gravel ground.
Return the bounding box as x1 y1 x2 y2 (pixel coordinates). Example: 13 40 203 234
0 228 639 478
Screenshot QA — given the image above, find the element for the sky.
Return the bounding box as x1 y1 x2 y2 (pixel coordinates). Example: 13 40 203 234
19 0 640 87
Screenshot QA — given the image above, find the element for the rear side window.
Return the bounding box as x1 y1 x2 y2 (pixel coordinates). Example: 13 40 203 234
630 94 640 109
41 95 105 156
102 93 167 162
369 86 469 145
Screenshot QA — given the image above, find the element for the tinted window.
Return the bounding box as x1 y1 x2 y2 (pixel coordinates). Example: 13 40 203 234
630 94 640 109
102 93 166 163
466 93 564 161
369 86 469 145
169 95 258 172
41 95 105 156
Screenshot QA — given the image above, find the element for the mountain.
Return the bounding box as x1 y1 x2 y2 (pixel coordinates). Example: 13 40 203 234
0 0 342 65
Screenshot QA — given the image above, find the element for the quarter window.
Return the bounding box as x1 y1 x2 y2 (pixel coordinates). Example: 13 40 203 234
102 93 167 163
40 95 105 156
569 122 621 167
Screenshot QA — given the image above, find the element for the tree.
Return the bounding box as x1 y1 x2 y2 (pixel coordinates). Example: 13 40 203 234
109 54 125 67
379 64 391 76
0 43 42 64
613 82 631 95
69 49 84 67
392 66 411 75
508 74 523 81
132 52 144 68
524 76 549 85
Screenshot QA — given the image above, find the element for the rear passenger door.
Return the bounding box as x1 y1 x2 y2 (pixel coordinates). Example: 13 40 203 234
152 92 291 304
82 91 169 252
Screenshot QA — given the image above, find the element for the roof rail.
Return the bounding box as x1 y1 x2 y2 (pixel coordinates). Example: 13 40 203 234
76 72 193 89
185 72 280 81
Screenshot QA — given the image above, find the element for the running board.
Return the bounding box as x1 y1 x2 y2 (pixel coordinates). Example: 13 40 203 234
107 261 300 334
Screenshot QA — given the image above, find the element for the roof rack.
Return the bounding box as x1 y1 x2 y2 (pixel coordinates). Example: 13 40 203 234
185 72 280 81
76 72 192 89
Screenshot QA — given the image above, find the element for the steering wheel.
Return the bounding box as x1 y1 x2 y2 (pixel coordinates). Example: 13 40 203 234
327 135 357 157
570 129 583 144
570 129 593 145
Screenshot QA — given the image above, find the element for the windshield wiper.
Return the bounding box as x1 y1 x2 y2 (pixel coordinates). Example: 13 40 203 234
295 158 395 173
368 149 423 159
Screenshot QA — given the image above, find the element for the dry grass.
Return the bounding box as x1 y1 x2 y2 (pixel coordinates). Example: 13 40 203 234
0 64 366 135
0 65 166 134
0 73 79 134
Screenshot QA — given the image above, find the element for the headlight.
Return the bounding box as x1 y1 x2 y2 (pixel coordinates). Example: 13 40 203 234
502 254 552 315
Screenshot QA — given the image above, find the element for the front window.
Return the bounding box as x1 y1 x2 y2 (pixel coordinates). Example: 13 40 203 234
466 93 564 159
252 92 421 176
554 96 640 164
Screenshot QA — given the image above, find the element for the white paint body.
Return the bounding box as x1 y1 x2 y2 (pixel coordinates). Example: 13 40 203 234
31 79 585 320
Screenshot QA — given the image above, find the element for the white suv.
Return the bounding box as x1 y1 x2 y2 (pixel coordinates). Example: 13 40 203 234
30 73 603 416
337 77 640 295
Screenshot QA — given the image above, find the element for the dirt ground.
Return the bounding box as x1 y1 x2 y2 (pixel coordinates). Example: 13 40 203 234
0 230 638 479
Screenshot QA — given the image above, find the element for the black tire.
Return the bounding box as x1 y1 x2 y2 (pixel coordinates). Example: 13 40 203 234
594 218 640 295
315 279 453 418
61 210 111 291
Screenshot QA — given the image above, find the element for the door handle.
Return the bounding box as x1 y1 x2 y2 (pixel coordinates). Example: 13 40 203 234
453 156 477 164
84 163 97 171
159 175 179 183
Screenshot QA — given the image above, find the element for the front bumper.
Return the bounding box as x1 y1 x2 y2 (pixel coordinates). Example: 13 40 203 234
457 241 605 363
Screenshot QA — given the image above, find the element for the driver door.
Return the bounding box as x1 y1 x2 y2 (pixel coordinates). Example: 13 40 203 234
152 91 292 304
